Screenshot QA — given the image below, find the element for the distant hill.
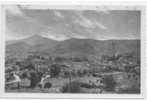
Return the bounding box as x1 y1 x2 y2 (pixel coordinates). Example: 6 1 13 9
6 35 58 58
49 38 140 58
6 35 140 59
6 41 31 58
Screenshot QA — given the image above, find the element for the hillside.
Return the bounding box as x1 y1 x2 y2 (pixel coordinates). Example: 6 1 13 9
48 38 140 58
6 35 140 59
6 35 58 58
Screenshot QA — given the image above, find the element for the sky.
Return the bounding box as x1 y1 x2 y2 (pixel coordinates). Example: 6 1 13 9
5 5 141 41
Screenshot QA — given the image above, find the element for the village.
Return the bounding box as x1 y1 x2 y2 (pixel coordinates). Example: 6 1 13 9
5 52 140 93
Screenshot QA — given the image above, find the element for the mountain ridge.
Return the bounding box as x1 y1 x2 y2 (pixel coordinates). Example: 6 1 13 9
6 35 140 59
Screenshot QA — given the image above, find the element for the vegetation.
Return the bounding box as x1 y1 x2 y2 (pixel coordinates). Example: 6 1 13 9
103 75 117 91
50 64 61 77
61 81 82 93
44 82 52 88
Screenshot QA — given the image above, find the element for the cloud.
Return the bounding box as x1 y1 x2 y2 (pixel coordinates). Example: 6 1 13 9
20 5 50 9
5 5 24 16
5 6 139 41
5 28 31 40
74 18 94 28
40 27 69 41
74 11 107 30
20 5 68 10
96 7 110 14
95 22 107 30
74 12 95 28
96 10 110 14
54 11 64 18
41 26 86 41
42 32 69 41
70 33 86 39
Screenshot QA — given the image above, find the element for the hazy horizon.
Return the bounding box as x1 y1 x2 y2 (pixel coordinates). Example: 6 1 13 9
5 34 141 42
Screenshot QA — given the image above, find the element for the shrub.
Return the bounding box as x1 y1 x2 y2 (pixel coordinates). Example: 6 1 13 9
26 64 35 70
50 64 61 77
103 75 116 91
77 70 82 77
116 87 140 94
80 83 95 88
61 81 81 93
29 71 41 88
44 82 52 88
21 72 28 79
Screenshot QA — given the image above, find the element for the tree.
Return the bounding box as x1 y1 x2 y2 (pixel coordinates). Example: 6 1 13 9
50 64 61 77
29 71 42 88
44 82 52 88
25 64 35 70
61 81 81 93
77 70 82 77
103 75 116 91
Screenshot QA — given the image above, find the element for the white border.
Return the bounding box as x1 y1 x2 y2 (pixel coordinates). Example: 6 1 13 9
0 1 146 99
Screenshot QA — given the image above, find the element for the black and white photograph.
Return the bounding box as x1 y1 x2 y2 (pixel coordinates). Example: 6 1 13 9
0 3 145 98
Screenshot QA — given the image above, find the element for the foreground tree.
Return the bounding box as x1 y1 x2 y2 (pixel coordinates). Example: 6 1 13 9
50 64 61 77
103 75 117 91
61 81 81 93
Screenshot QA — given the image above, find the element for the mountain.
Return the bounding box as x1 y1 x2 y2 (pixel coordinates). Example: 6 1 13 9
6 35 58 58
21 35 58 51
6 35 140 59
21 35 57 46
6 41 31 58
49 38 140 58
49 38 100 56
6 40 20 45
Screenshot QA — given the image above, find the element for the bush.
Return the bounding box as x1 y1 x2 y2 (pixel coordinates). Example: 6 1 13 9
103 75 116 91
29 71 41 88
44 82 52 88
21 72 28 79
116 87 140 94
77 70 82 77
80 83 95 88
61 81 81 93
26 64 35 70
50 64 61 77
